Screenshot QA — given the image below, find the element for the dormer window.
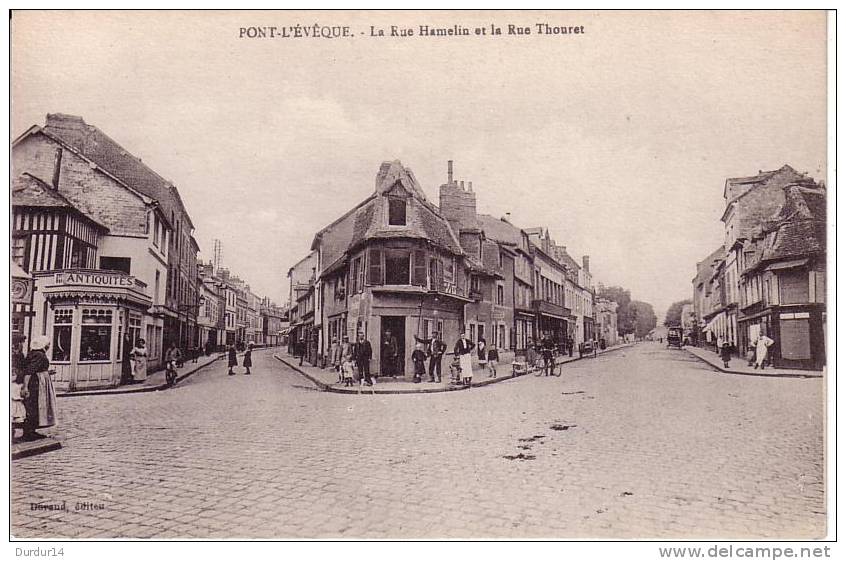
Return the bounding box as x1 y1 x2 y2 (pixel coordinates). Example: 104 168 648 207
388 198 407 226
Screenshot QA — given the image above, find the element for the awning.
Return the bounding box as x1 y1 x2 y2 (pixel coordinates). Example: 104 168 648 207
764 258 809 272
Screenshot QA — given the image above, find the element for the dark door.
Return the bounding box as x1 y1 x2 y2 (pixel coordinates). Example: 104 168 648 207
380 316 406 377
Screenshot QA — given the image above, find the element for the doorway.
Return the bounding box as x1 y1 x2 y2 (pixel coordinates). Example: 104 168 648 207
380 316 406 377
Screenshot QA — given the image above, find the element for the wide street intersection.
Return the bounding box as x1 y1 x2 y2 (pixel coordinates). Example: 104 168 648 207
11 343 825 539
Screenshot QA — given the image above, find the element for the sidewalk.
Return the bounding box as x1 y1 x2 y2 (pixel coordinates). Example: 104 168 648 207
56 352 225 398
685 345 823 379
274 343 634 394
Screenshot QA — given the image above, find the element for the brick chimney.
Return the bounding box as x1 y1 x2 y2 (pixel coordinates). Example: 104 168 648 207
438 160 477 231
582 255 590 273
447 160 454 184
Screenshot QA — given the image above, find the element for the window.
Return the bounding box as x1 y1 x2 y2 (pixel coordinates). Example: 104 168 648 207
443 258 455 284
384 250 411 285
498 324 506 348
52 309 73 362
367 250 384 285
129 313 142 347
412 250 427 286
80 308 113 361
388 198 407 226
780 318 811 360
498 251 503 269
153 216 160 247
497 285 504 305
12 236 26 268
470 276 480 292
100 256 131 274
69 240 84 268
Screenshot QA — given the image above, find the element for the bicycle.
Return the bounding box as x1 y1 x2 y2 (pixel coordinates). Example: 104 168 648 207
533 351 562 377
164 360 178 387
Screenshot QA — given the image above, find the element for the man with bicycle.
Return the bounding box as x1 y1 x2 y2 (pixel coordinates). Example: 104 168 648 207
540 331 556 377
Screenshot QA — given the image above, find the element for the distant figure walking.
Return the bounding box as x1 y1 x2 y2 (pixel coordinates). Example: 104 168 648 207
720 341 732 369
243 343 253 375
228 344 238 376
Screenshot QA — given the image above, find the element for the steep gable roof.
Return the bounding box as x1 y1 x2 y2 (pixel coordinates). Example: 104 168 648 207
42 113 194 229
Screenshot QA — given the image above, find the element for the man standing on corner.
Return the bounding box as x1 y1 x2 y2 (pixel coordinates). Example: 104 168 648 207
355 333 373 386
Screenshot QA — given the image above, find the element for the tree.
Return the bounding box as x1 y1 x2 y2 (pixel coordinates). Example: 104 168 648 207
664 299 692 327
597 285 634 334
630 300 657 338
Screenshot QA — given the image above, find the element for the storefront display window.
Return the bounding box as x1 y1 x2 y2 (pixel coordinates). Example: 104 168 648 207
80 308 113 362
52 308 73 362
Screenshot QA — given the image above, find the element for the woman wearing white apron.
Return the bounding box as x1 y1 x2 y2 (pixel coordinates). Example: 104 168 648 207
454 333 475 386
130 338 148 382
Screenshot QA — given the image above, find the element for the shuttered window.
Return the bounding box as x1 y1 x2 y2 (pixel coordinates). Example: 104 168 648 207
412 250 427 286
780 318 811 360
367 249 383 285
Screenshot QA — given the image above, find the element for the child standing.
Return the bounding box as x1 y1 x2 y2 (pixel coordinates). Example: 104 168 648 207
412 343 427 384
487 346 499 378
342 339 356 387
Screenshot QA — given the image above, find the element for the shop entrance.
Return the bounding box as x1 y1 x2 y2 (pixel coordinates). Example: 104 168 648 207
380 316 406 377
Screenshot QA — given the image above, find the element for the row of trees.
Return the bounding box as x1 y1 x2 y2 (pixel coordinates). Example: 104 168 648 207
664 298 693 327
596 285 657 339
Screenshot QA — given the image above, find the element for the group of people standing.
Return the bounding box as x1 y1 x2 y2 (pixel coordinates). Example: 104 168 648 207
228 342 254 376
715 333 774 370
328 334 374 387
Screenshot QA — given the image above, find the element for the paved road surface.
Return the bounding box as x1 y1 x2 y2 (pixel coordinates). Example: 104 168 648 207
11 344 825 539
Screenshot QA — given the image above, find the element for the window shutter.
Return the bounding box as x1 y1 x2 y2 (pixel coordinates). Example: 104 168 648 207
367 249 383 285
412 250 427 286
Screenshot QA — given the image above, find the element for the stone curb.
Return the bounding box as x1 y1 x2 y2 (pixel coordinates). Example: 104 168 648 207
274 343 634 395
56 354 226 398
11 437 62 460
684 348 823 379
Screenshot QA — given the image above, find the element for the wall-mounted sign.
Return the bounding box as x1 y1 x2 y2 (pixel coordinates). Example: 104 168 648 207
12 276 33 304
54 271 136 287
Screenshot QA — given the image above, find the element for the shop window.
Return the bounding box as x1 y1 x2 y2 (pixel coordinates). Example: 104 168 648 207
100 256 131 274
80 308 113 362
385 250 411 285
52 309 73 362
388 198 407 226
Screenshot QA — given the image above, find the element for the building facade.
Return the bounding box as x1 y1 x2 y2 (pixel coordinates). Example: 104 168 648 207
12 120 174 390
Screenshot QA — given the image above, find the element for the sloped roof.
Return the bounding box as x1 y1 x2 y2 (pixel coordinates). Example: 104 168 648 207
477 214 521 246
12 173 108 231
347 163 463 255
42 113 194 229
760 186 826 262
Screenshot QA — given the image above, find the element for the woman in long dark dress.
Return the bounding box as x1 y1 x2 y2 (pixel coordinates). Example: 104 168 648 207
15 335 58 441
228 344 238 376
243 343 253 375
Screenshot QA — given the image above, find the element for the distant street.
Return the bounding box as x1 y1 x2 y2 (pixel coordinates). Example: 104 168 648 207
12 344 824 539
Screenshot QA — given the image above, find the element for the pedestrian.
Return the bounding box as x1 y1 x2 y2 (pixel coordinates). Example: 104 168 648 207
476 336 487 371
243 342 253 375
411 342 427 383
330 337 342 381
539 332 555 376
746 341 756 367
382 329 399 377
340 339 356 387
716 335 725 355
297 338 305 366
720 341 732 369
130 338 148 382
754 333 774 370
354 333 373 386
15 335 58 442
487 346 499 378
566 335 574 358
228 343 238 376
427 331 446 383
121 333 133 385
454 332 475 386
448 355 463 385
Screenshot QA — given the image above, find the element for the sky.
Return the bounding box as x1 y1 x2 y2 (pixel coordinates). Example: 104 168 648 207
10 10 828 320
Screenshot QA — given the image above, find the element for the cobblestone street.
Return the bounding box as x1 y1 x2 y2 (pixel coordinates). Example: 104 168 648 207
11 344 825 539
